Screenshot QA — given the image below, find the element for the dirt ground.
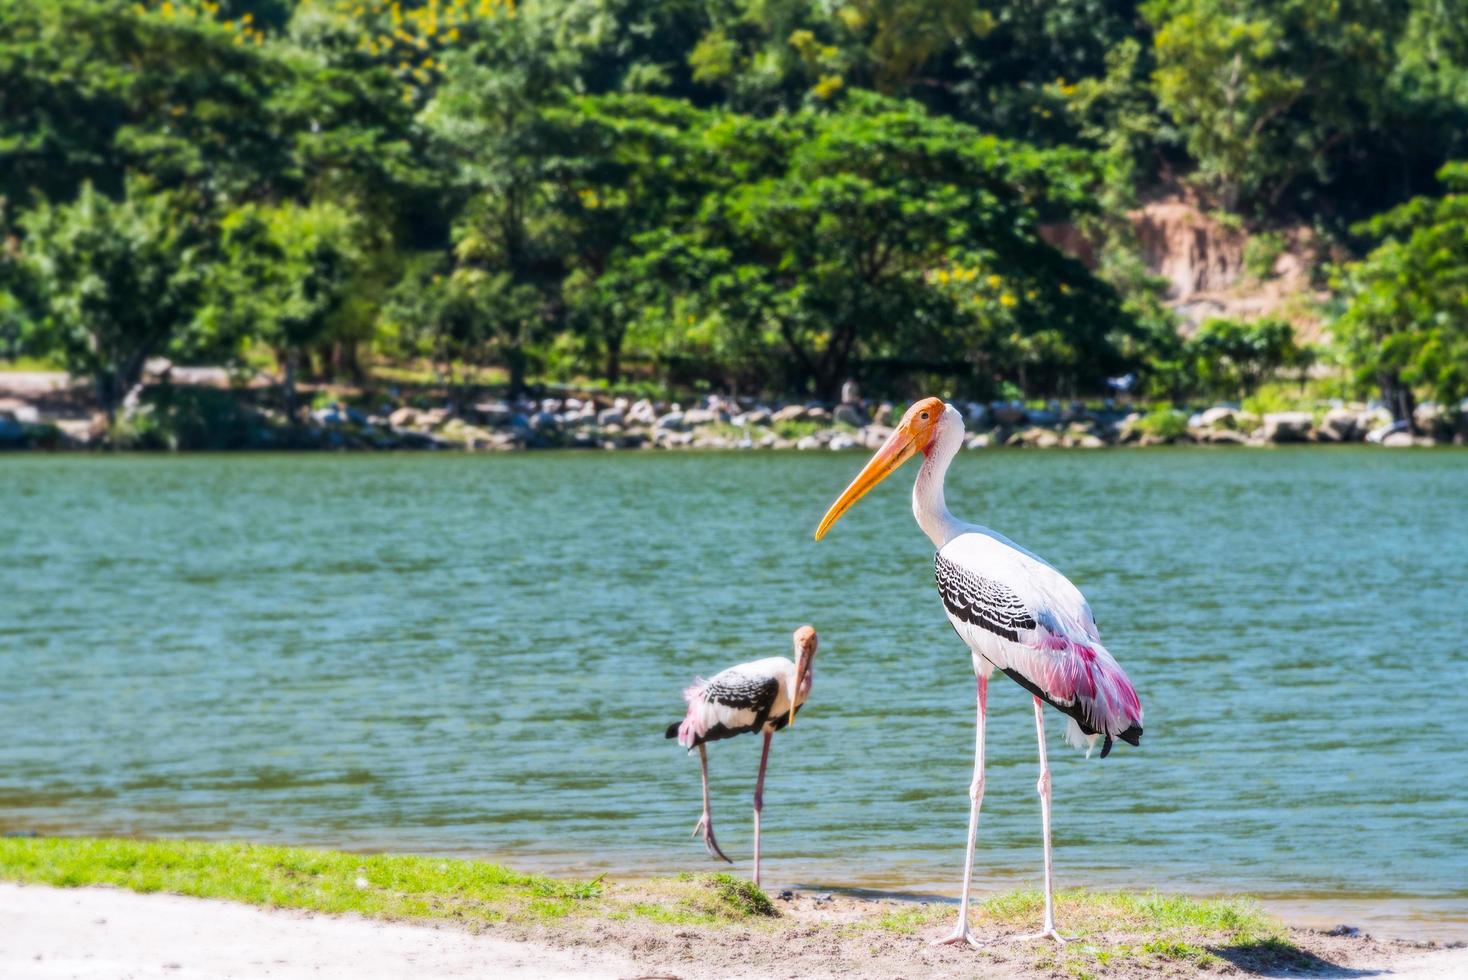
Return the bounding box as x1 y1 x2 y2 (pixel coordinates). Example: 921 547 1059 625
4 882 1463 980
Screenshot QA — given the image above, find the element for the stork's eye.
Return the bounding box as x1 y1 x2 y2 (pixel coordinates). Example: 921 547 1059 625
920 411 930 420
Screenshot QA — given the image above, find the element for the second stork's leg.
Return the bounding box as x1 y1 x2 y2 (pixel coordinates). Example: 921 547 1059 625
1014 695 1071 944
936 674 987 948
692 743 732 864
752 729 772 886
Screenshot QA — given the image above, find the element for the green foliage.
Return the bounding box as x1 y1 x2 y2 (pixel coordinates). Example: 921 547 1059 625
1242 231 1286 280
203 198 366 413
1187 316 1299 399
1145 0 1399 213
634 93 1134 399
1135 404 1189 440
13 182 208 421
111 384 269 450
672 871 777 919
1334 162 1468 418
2 0 1463 410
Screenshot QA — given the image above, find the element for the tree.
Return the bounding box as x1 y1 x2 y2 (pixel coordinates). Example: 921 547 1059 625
0 0 298 209
420 10 582 394
542 95 715 384
642 94 1135 399
1334 162 1468 423
1145 0 1399 212
1186 315 1298 400
204 199 365 419
15 182 207 423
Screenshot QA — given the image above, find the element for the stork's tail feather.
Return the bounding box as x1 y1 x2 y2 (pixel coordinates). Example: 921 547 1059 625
664 722 681 740
1069 719 1144 759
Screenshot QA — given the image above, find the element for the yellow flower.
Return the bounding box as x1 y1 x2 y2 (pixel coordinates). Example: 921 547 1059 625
987 274 1001 288
1000 293 1017 307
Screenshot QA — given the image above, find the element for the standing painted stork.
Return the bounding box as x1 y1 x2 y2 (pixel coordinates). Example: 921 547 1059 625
814 398 1142 947
665 626 818 887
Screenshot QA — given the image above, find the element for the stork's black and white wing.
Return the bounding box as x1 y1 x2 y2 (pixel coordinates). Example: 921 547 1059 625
935 531 1143 757
666 657 795 748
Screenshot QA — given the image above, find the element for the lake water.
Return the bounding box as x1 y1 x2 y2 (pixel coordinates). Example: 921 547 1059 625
2 449 1465 938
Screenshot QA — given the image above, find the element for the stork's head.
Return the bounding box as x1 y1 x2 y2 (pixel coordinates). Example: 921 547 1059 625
814 396 948 540
787 625 818 727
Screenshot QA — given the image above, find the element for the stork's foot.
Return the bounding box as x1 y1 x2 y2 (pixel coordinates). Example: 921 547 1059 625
934 922 984 949
1011 928 1074 945
691 813 733 864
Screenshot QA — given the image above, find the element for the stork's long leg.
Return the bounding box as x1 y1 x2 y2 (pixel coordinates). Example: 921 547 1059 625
1014 696 1071 944
752 729 772 887
692 743 732 864
936 674 987 948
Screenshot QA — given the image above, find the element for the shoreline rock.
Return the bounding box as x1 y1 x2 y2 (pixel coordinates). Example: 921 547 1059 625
1 386 1461 452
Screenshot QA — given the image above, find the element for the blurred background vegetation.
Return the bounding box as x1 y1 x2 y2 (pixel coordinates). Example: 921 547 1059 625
1 0 1465 421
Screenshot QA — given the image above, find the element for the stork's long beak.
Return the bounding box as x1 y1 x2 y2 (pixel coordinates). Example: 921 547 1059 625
814 424 918 540
787 647 812 728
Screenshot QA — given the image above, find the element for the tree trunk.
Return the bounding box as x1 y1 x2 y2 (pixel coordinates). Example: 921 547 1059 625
1381 371 1416 429
97 373 119 428
506 345 526 397
282 349 299 423
604 328 623 386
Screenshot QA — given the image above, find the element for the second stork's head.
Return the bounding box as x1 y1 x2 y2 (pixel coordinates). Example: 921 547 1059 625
813 396 958 540
788 625 818 727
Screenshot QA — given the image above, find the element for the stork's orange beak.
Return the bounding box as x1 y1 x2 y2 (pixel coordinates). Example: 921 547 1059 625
814 424 918 540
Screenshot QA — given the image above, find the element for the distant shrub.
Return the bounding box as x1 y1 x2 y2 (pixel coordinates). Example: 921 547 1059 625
112 386 269 451
1136 404 1190 440
1243 232 1287 280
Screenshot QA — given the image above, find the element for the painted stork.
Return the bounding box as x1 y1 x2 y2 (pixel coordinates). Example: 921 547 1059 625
665 626 818 887
814 398 1143 947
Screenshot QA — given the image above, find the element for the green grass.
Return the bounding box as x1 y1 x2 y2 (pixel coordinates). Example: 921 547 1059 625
0 356 64 372
0 837 607 924
0 837 780 929
865 888 1293 976
0 838 1308 977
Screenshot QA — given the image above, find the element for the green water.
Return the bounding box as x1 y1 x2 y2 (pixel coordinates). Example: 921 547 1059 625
2 449 1465 936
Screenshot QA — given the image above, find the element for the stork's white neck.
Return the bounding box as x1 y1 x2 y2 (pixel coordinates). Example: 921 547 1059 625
913 405 966 549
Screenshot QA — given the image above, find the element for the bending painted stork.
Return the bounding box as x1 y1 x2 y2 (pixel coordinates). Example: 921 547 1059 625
665 626 818 886
815 398 1143 947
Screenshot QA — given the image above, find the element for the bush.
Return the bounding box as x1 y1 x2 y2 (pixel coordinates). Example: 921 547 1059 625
1136 404 1190 440
111 385 271 451
1243 232 1287 280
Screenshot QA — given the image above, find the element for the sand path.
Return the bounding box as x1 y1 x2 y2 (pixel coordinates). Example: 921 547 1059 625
0 883 639 979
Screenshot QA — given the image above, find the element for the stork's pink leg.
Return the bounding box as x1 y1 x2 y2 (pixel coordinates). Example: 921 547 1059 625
752 729 772 887
1013 696 1072 945
936 674 987 948
692 743 732 864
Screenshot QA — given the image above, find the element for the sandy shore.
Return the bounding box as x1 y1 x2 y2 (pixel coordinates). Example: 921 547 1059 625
3 882 1464 980
0 883 639 980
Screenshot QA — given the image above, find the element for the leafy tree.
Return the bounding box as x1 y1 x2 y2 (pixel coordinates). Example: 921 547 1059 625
0 0 298 209
420 9 582 393
643 94 1134 399
204 199 366 418
543 95 715 384
1186 315 1298 400
1334 162 1468 423
1145 0 1400 212
15 182 208 423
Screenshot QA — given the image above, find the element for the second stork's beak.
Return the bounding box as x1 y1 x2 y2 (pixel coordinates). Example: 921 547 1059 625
813 423 919 540
787 626 817 727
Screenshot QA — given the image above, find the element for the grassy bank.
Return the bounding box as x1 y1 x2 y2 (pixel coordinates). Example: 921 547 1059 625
0 836 1332 978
